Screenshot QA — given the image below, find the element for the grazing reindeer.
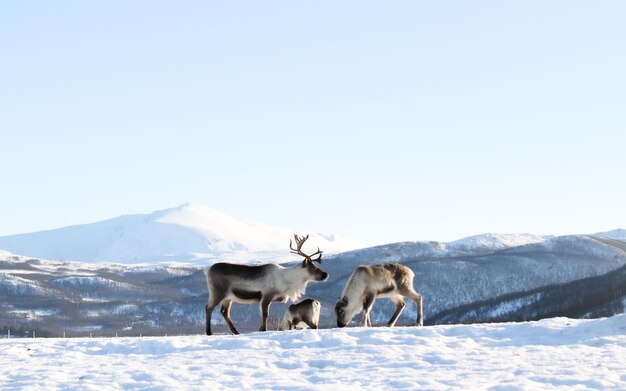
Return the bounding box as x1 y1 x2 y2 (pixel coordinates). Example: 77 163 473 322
279 299 321 331
204 234 328 335
335 263 423 328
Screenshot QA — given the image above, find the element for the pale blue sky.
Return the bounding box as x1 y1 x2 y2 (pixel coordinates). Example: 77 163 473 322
1 1 625 245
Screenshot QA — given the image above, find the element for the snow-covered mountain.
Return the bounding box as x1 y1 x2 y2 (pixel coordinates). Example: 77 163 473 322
0 202 623 268
0 203 362 264
445 233 547 253
2 233 625 336
594 228 626 241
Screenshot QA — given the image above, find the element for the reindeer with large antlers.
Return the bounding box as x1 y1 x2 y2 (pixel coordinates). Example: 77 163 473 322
204 234 328 335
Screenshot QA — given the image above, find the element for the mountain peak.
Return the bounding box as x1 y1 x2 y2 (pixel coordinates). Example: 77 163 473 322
176 201 209 210
0 204 362 264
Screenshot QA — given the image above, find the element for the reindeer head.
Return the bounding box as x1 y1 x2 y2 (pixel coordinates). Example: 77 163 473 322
335 294 368 327
290 234 328 282
335 296 353 327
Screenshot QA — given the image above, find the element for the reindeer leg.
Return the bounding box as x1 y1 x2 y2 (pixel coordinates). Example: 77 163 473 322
220 300 239 335
401 288 423 326
205 291 226 336
387 297 406 327
417 294 423 326
290 317 302 330
303 318 318 329
205 304 216 336
259 297 272 332
361 294 375 327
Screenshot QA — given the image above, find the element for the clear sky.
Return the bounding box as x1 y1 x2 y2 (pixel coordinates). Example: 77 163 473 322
1 1 625 246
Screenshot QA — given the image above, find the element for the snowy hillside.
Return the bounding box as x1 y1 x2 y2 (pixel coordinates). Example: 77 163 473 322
594 228 626 241
446 233 547 253
1 315 624 390
2 202 621 266
1 234 625 336
0 203 362 263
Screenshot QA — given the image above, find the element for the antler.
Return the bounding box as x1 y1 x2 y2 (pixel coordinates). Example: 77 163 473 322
290 234 323 263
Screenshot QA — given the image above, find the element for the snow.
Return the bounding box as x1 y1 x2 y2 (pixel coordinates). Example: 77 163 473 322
448 233 547 252
0 269 43 274
7 309 58 319
482 293 543 318
0 250 201 275
1 315 624 390
51 276 136 290
0 203 363 264
540 235 626 259
594 229 626 241
1 203 622 266
0 274 49 295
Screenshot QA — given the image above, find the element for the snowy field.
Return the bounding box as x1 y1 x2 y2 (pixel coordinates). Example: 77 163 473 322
1 315 625 390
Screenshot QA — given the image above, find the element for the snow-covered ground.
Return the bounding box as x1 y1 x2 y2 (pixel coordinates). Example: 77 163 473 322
1 315 624 390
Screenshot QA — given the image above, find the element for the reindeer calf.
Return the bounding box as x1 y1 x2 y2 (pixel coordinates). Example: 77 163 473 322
279 299 321 331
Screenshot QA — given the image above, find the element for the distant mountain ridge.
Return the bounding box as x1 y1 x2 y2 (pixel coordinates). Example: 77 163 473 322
0 203 362 264
1 232 625 335
594 229 626 241
0 203 622 264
